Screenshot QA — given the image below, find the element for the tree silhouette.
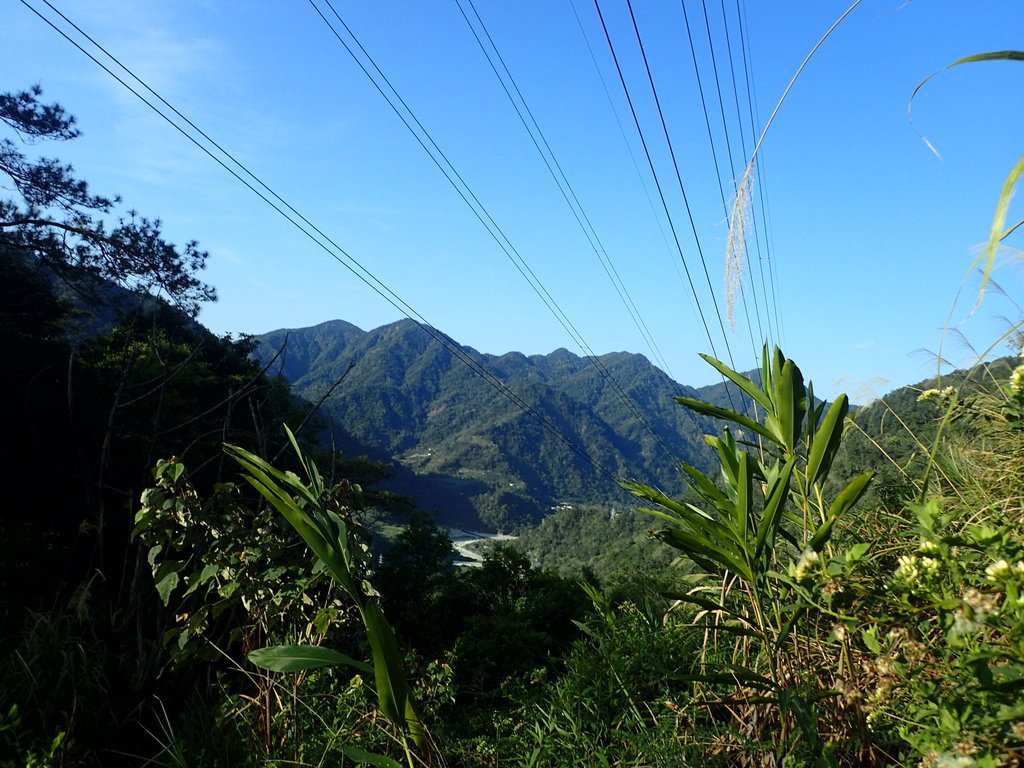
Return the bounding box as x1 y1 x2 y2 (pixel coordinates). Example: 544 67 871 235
0 85 214 316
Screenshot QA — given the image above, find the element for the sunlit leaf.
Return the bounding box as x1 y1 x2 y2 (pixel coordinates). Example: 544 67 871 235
248 644 372 674
341 746 404 768
805 395 849 486
677 396 775 443
698 352 773 412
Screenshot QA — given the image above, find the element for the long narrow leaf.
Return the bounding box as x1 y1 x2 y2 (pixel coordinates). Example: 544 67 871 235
775 605 808 650
248 644 372 674
662 590 736 618
806 395 849 486
621 481 709 520
977 153 1024 302
761 344 773 399
698 352 773 411
827 470 874 521
655 527 753 581
755 458 795 562
227 444 364 599
672 667 777 691
680 463 730 507
676 397 776 443
707 430 742 492
908 51 1024 303
226 439 424 749
734 451 752 551
363 600 424 744
636 502 743 561
808 471 874 552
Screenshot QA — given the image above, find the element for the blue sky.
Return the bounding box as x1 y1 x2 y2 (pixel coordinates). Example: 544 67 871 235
3 0 1022 402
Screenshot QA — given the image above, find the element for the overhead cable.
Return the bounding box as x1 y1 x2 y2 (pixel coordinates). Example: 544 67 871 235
24 0 625 487
311 0 687 471
456 0 672 380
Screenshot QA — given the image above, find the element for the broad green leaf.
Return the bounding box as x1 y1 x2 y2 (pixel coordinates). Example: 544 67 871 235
997 702 1024 721
846 542 870 562
909 499 939 532
988 664 1024 693
183 563 220 597
341 746 404 768
806 395 849 486
248 644 372 674
154 569 179 606
771 358 806 453
861 626 881 654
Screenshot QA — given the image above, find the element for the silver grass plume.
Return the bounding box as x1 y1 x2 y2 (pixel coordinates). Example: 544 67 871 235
726 162 753 334
722 0 863 336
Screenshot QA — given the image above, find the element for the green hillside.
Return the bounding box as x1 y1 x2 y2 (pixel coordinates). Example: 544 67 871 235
256 319 721 529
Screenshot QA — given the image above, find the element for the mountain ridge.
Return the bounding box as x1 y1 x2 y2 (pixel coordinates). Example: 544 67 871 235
255 318 725 529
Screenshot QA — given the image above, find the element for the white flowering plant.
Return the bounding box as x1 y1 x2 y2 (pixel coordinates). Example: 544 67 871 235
854 499 1024 766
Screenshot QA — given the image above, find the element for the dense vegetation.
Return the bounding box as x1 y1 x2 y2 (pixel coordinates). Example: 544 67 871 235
4 69 1024 768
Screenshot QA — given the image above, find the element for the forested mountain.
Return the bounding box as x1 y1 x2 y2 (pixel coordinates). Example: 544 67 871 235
8 77 1024 768
255 319 725 529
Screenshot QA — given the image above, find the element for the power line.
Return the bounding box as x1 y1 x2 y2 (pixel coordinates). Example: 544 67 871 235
567 0 704 343
718 0 775 349
736 0 784 346
590 0 726 385
450 0 690 466
456 0 672 380
623 0 740 377
678 0 760 364
311 0 687 470
23 0 626 487
716 0 770 348
694 0 765 355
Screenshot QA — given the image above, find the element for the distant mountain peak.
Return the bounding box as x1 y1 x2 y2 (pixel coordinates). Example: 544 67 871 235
254 318 721 530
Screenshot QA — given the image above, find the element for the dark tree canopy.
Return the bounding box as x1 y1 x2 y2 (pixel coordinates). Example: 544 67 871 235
0 85 215 316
